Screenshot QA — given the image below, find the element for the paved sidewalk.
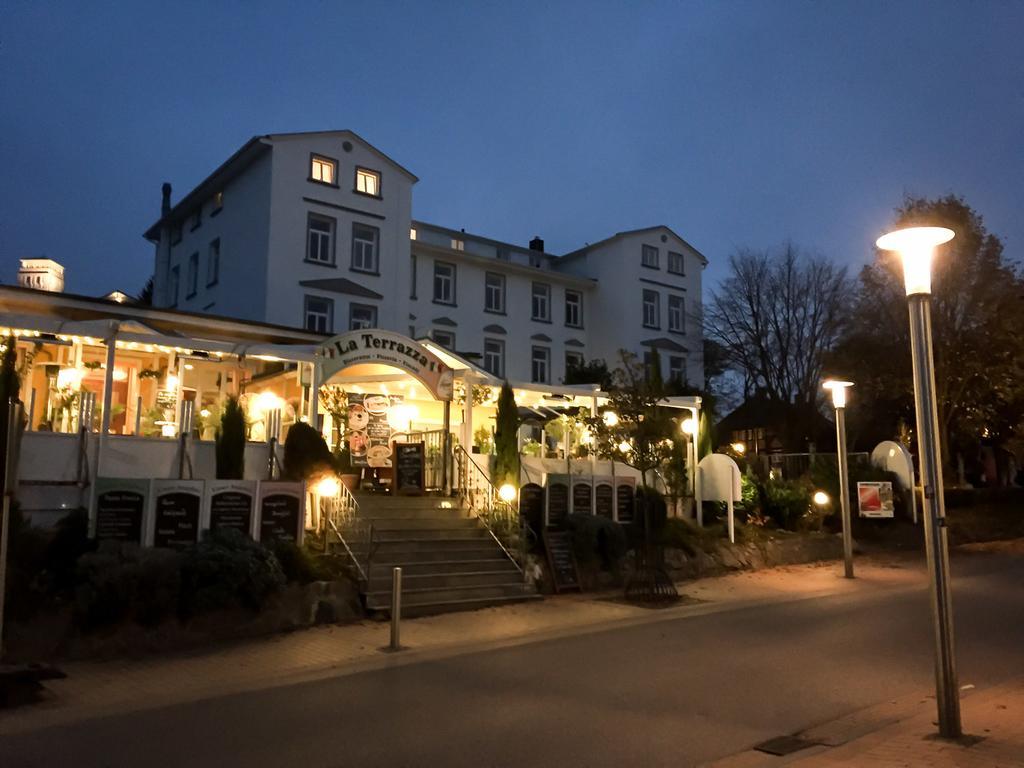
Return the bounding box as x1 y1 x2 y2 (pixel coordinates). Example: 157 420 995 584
0 557 923 737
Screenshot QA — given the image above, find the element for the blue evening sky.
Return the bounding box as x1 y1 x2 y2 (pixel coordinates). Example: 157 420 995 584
2 0 1022 297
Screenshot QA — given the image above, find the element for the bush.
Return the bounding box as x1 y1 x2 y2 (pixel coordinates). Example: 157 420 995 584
565 513 628 571
179 528 285 616
282 422 334 482
268 539 327 584
4 503 49 620
46 508 93 594
75 542 182 629
216 395 246 479
761 479 815 531
809 458 907 524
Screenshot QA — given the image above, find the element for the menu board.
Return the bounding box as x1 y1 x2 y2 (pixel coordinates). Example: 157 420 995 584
94 477 150 544
151 480 204 550
595 482 614 519
393 442 425 495
546 477 569 528
616 478 636 523
543 530 580 593
206 480 257 536
258 481 305 544
347 393 402 469
572 481 592 515
858 481 895 518
519 483 544 532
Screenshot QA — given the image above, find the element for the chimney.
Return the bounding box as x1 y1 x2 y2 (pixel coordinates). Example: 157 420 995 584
529 236 544 252
19 259 65 293
161 182 172 215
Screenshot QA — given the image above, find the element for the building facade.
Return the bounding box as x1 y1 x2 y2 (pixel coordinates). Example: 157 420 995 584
146 130 706 387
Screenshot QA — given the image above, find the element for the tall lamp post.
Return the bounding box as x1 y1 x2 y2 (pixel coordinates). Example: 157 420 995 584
823 380 854 578
876 225 961 738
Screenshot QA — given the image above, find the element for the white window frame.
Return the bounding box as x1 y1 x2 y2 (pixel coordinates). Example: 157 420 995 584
451 238 464 251
483 338 505 378
310 155 337 185
668 295 685 333
531 346 551 384
531 282 551 322
307 213 335 265
565 289 582 328
668 251 685 275
304 295 333 333
355 167 381 197
485 272 506 313
349 303 377 330
565 350 584 375
186 252 198 298
669 355 687 384
207 238 220 287
642 289 660 329
432 329 456 350
433 261 456 305
351 223 379 273
642 244 659 268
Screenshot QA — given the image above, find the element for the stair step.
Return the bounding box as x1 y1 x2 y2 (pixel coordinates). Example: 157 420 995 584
371 528 490 542
344 545 508 562
368 570 523 591
369 558 519 576
357 517 478 530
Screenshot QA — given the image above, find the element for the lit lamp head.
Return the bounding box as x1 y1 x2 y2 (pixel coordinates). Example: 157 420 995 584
875 226 955 296
813 490 830 507
681 417 697 436
617 440 631 454
497 483 517 504
822 379 854 409
313 474 341 497
602 411 619 428
730 442 746 455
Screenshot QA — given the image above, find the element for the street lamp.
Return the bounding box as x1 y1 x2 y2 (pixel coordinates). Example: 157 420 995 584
823 380 854 579
681 416 698 497
876 224 960 738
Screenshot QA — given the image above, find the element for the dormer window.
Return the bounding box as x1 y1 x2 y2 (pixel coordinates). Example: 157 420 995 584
451 238 464 251
310 155 337 186
355 167 381 197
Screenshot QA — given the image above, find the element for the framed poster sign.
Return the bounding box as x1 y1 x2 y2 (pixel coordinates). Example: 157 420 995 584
393 442 425 495
615 477 636 523
519 483 544 533
94 477 150 545
150 479 204 550
206 480 257 537
257 481 305 544
347 393 402 469
857 481 895 518
595 480 614 519
572 480 593 515
546 475 570 528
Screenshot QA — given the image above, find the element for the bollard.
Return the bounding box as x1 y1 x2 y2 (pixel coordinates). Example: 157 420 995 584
390 566 402 651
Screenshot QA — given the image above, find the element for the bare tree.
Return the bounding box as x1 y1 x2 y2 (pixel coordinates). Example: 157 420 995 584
705 243 852 406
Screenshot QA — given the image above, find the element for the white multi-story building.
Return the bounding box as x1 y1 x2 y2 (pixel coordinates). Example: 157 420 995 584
145 130 706 387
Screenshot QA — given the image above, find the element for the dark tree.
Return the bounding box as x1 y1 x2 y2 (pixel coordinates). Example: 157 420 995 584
215 396 246 479
493 382 519 487
137 276 154 306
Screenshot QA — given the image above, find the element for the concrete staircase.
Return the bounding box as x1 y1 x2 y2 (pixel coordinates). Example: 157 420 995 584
340 494 538 617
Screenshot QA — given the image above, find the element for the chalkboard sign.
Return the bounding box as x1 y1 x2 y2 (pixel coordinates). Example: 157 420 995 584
258 481 305 544
616 482 636 523
207 480 256 536
547 482 569 528
572 481 592 515
519 483 544 533
595 483 614 518
543 530 580 593
155 388 177 409
95 477 149 544
393 441 425 495
151 480 203 550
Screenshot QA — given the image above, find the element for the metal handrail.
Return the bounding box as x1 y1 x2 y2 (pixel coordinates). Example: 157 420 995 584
321 486 372 584
452 444 524 575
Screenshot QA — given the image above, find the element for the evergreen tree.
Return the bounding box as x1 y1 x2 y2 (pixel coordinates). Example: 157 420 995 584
494 382 519 487
215 395 246 479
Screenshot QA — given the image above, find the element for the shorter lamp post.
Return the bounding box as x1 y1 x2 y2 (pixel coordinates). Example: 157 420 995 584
681 416 697 498
823 380 855 578
876 225 961 738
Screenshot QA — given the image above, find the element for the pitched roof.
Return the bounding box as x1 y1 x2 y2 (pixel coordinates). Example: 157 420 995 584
561 225 708 266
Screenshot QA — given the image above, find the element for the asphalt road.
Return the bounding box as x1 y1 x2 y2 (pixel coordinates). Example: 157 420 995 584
4 552 1024 768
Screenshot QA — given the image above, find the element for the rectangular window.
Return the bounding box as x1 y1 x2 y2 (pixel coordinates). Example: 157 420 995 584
190 208 202 232
186 252 198 298
410 254 417 299
310 155 337 185
484 272 506 313
531 282 551 322
349 303 378 330
496 247 510 261
304 295 333 333
355 167 381 197
410 227 417 240
565 351 584 376
531 346 551 384
433 261 456 304
451 238 464 251
351 223 379 273
642 244 659 269
669 356 687 384
565 289 582 328
168 265 180 307
306 213 335 264
668 295 685 333
207 239 220 286
432 329 455 350
212 191 224 213
668 251 685 275
642 289 660 328
483 338 505 378
171 223 182 245
643 351 656 380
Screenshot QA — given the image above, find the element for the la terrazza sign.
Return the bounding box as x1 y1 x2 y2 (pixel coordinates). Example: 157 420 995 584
317 330 454 401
